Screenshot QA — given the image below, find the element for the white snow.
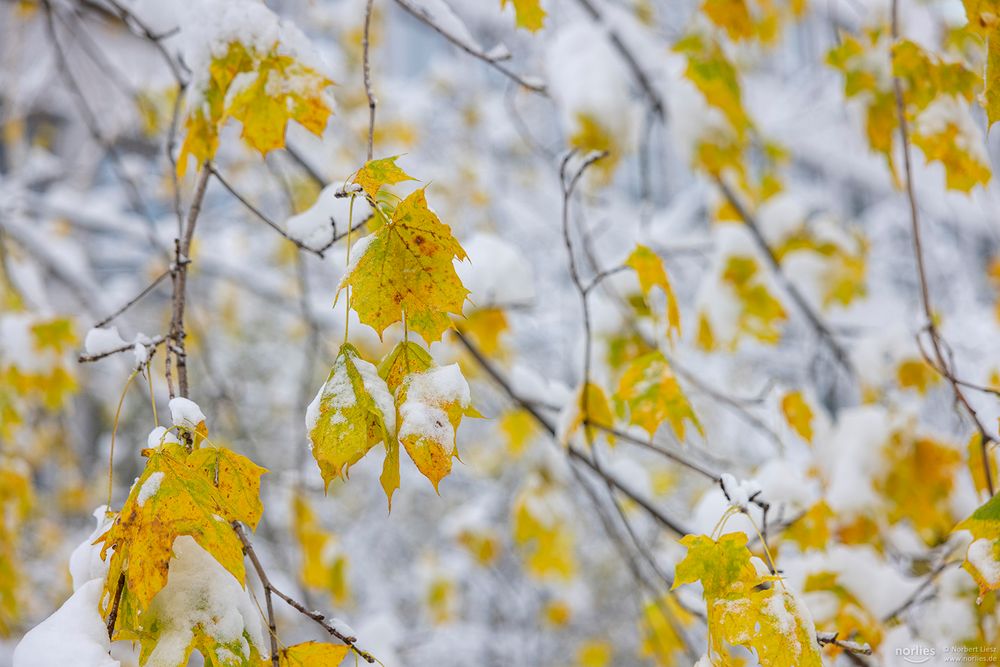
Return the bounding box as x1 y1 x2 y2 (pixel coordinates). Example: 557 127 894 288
966 538 1000 589
84 326 127 356
306 348 395 442
68 507 114 591
12 579 120 667
720 473 761 512
398 365 471 454
168 397 206 430
286 184 372 250
139 536 264 667
147 426 181 449
137 472 165 507
457 233 535 308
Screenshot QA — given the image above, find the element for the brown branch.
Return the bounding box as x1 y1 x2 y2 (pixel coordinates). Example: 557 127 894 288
78 335 166 364
816 632 873 656
571 0 664 117
105 572 125 639
889 0 995 496
169 166 212 399
363 0 377 162
392 0 548 94
232 522 377 664
452 328 693 536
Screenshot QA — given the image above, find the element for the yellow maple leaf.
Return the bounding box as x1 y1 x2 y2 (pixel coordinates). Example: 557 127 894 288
279 641 350 666
675 34 752 139
617 352 702 441
396 364 473 492
639 596 694 665
461 308 510 356
674 533 823 666
352 155 416 201
307 343 395 487
501 0 546 32
500 408 538 456
782 501 833 551
340 188 470 343
96 444 266 633
780 390 814 443
626 244 681 342
577 640 612 667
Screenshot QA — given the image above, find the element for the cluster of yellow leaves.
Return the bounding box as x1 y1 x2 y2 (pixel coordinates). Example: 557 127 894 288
961 0 1000 126
875 432 962 544
308 339 475 508
340 160 470 343
616 352 702 442
673 532 824 666
177 40 333 176
501 0 546 32
801 570 884 656
512 476 576 580
827 32 989 192
569 113 621 182
0 316 78 438
895 357 941 395
701 255 787 348
0 460 32 636
701 0 806 45
96 441 266 642
772 228 869 309
292 494 350 606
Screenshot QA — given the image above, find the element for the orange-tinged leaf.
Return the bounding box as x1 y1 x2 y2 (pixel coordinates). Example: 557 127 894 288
279 641 350 666
626 244 681 341
340 188 470 343
307 343 395 486
617 352 701 441
397 364 472 491
702 0 753 40
96 444 260 632
353 156 416 201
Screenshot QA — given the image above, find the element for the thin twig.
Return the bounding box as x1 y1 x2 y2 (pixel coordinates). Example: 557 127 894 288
889 0 995 495
362 0 377 162
392 0 548 94
93 269 171 329
232 523 377 664
79 335 166 363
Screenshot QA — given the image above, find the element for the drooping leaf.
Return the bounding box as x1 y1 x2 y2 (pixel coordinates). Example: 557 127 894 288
396 364 473 491
617 352 701 441
340 188 470 343
352 156 416 201
780 390 814 443
306 343 395 486
626 244 681 342
558 382 616 446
